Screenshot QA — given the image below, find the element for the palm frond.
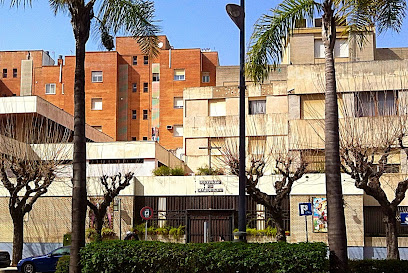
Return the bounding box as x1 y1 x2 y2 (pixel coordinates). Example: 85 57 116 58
373 0 406 33
338 0 374 47
247 0 318 83
98 0 160 57
48 0 69 15
7 0 31 8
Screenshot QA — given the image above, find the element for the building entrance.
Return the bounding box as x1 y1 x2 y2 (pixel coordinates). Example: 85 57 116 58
186 209 235 243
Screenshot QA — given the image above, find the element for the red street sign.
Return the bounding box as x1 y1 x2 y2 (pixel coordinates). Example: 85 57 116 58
140 206 153 220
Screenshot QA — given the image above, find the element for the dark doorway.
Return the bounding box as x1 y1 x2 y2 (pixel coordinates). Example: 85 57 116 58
186 209 234 243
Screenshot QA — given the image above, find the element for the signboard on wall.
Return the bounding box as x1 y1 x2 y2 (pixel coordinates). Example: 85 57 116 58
197 180 224 193
312 197 327 233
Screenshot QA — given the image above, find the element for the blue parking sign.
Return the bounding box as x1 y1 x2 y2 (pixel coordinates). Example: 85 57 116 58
401 213 408 225
299 203 312 216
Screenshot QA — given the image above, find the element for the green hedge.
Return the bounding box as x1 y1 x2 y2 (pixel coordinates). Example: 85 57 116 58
55 255 70 273
349 259 408 273
76 241 327 273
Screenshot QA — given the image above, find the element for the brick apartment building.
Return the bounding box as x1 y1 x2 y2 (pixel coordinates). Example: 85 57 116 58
0 36 218 152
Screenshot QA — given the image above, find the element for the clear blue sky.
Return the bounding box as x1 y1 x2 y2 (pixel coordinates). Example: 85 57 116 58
0 1 407 65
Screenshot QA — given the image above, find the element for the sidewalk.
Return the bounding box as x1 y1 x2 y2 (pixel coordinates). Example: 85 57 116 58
0 268 18 273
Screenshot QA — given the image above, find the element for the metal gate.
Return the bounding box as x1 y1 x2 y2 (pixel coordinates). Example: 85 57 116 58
186 209 234 243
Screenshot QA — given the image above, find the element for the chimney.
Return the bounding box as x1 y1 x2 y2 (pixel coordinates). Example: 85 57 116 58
57 55 63 66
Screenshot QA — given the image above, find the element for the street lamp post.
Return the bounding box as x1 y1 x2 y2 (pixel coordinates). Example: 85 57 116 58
226 0 246 243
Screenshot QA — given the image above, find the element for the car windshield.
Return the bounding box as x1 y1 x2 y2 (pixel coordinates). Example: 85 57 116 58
51 247 70 256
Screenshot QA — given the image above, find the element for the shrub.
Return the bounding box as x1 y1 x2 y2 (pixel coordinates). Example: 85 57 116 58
55 255 70 273
85 228 99 242
169 225 185 238
197 165 224 175
153 166 171 176
233 226 278 237
170 167 184 176
153 166 185 176
349 259 408 273
101 227 117 240
156 227 169 235
80 241 328 273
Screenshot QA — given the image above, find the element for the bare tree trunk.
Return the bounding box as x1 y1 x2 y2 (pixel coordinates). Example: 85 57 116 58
271 209 286 242
94 209 105 241
384 209 400 259
70 4 92 273
322 1 348 272
11 212 23 266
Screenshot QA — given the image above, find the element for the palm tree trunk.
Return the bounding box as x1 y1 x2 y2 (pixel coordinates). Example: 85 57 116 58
70 5 92 273
384 209 400 259
322 1 348 272
11 212 23 266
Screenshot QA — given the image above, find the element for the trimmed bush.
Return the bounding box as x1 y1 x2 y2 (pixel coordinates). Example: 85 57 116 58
79 240 328 273
349 259 408 273
55 255 70 273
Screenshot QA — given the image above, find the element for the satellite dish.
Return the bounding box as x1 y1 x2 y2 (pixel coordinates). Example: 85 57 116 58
158 42 164 48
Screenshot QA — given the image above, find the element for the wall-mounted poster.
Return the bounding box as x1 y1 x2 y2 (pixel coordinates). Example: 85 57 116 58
312 197 327 233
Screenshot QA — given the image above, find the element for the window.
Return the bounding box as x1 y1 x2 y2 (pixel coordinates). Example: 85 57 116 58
2 69 7 78
302 150 325 173
314 40 325 58
143 82 148 93
152 73 160 82
209 138 224 156
13 68 17 78
373 164 400 173
92 126 102 132
91 71 103 82
143 110 148 120
249 100 266 115
355 91 397 117
45 83 56 95
209 99 226 117
144 56 149 65
132 110 137 119
301 94 325 119
202 72 210 83
249 136 266 155
173 125 183 137
174 97 183 109
315 39 349 58
131 137 137 141
132 83 137 92
132 56 137 65
143 137 148 141
174 69 185 81
334 39 349 58
91 98 103 110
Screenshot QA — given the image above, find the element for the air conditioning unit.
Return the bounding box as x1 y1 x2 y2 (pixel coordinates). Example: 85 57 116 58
166 125 173 130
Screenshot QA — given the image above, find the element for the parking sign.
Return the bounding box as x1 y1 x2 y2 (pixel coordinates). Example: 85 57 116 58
299 203 312 216
401 212 408 225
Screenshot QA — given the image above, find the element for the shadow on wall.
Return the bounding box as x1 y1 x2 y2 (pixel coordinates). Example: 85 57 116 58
0 242 61 259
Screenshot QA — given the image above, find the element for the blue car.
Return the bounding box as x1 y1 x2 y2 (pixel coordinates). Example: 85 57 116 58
17 246 70 273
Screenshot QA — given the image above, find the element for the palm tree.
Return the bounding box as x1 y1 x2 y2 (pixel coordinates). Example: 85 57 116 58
247 0 405 270
47 1 159 272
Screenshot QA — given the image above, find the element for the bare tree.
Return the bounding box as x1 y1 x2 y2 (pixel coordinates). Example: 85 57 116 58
86 172 134 240
212 116 310 242
339 90 408 259
0 114 71 265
